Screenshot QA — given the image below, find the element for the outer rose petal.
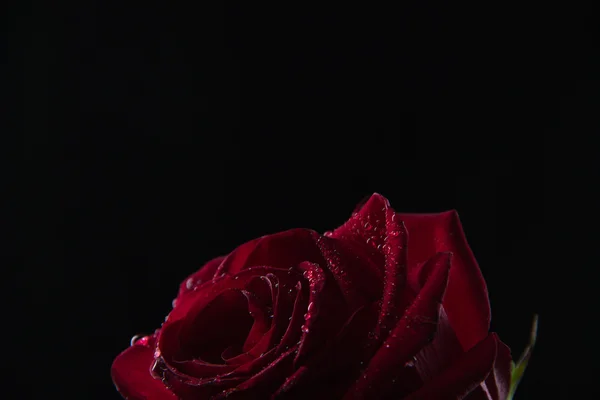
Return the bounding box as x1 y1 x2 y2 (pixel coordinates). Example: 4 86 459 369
404 333 499 400
399 210 491 350
480 338 512 400
214 229 323 278
177 256 225 298
111 339 176 400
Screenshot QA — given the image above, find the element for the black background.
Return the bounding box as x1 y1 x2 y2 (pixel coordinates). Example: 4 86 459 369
14 2 599 399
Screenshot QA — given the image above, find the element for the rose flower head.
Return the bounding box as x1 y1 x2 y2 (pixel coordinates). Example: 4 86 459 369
112 193 516 399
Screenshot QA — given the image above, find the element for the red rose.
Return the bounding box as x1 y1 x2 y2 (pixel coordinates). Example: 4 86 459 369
112 193 512 399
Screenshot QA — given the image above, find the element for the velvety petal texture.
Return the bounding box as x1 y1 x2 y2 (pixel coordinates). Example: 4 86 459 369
112 193 512 399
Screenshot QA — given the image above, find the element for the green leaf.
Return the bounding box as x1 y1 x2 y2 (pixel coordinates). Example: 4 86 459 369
507 314 538 400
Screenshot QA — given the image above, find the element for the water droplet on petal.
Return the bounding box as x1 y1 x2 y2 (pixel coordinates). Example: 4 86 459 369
154 349 161 358
171 298 178 308
307 302 315 312
324 230 333 237
130 334 150 347
389 230 400 237
382 244 392 255
364 221 373 231
185 277 195 290
301 325 310 334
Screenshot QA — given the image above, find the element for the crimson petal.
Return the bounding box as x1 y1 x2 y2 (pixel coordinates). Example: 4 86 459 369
480 338 512 400
316 235 384 310
214 229 322 278
177 256 225 299
375 207 408 337
398 210 491 350
404 333 499 400
111 337 177 400
273 303 379 399
344 252 451 399
295 261 348 367
413 306 463 382
212 346 299 399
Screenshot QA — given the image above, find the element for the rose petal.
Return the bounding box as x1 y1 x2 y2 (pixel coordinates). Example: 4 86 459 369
240 288 272 354
177 256 225 298
111 337 177 400
331 193 389 247
275 281 306 353
316 235 383 310
344 252 451 399
414 306 463 382
179 289 254 364
273 303 379 399
375 208 408 337
479 338 512 400
295 261 348 366
403 333 499 400
169 266 298 326
212 346 299 399
214 229 323 278
398 210 491 350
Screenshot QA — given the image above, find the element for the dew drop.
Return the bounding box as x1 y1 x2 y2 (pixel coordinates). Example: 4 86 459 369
171 298 178 308
154 349 161 359
324 230 333 237
363 221 373 231
301 325 310 334
389 230 400 237
130 334 150 347
185 277 195 290
385 343 390 348
307 302 315 312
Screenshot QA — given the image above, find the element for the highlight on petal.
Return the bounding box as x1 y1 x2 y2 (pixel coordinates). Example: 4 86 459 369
111 337 177 400
482 338 512 400
399 210 491 351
